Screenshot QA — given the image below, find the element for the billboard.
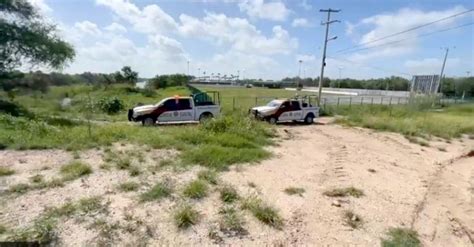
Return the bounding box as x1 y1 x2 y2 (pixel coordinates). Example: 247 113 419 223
410 75 440 94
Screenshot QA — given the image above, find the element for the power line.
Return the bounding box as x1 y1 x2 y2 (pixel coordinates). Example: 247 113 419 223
335 22 474 55
335 8 474 54
327 56 413 77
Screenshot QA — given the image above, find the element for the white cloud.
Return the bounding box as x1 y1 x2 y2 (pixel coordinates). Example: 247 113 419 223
74 21 102 35
292 18 312 27
96 0 177 34
296 54 316 62
299 0 312 11
179 13 297 55
105 22 127 33
404 58 460 75
343 6 469 62
238 0 290 21
28 0 52 14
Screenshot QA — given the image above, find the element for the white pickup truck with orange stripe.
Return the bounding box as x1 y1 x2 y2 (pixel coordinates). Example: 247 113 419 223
128 94 220 126
250 99 319 124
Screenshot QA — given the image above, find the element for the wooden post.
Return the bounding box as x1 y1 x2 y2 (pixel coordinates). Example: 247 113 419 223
232 97 235 111
337 97 340 107
361 97 364 105
349 97 352 107
389 97 392 106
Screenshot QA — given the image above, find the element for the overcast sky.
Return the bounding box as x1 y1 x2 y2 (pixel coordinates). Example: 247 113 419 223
29 0 474 80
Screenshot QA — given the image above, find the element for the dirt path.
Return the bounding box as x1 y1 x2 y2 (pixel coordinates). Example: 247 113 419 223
1 120 473 245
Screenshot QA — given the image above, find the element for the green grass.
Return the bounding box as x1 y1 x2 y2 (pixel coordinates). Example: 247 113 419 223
241 196 283 229
219 185 240 203
117 181 140 192
140 181 172 202
183 180 208 199
323 187 364 198
218 206 247 236
0 167 15 176
381 228 421 247
60 161 92 181
197 169 219 185
333 104 474 139
0 224 7 234
197 85 319 113
283 187 305 196
8 183 31 194
173 204 200 229
0 110 274 170
29 174 44 183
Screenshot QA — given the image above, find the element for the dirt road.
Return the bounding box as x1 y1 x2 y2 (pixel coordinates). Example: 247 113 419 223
1 120 473 245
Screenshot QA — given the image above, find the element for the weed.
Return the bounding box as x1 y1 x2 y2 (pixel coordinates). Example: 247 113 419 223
247 182 257 188
30 174 44 183
241 196 283 229
183 180 208 199
284 187 305 196
0 167 15 176
0 224 7 234
218 206 247 236
128 166 141 177
60 161 92 181
368 168 377 173
323 187 364 198
219 185 239 203
344 210 363 229
437 147 447 152
197 169 218 185
118 181 140 192
381 228 421 247
42 178 64 188
9 183 31 194
405 136 430 147
72 151 80 159
140 181 172 202
173 204 200 229
116 157 131 170
9 217 57 244
158 159 174 167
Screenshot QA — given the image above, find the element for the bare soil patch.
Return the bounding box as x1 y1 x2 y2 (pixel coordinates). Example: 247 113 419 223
1 119 473 245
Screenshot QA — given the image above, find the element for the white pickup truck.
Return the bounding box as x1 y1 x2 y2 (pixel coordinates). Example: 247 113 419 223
250 98 319 124
128 94 220 126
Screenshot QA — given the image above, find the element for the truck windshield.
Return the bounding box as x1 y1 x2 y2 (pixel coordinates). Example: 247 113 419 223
267 100 282 107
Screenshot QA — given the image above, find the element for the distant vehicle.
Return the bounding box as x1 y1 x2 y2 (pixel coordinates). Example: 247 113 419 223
128 93 220 126
250 98 319 124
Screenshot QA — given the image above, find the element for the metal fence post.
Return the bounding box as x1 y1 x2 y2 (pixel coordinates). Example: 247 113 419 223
337 97 340 107
349 97 352 107
397 97 401 105
232 97 235 111
255 97 257 106
361 97 364 105
371 97 374 105
389 97 392 106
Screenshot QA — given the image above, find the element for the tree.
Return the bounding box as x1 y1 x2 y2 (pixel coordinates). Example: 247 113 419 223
0 0 75 90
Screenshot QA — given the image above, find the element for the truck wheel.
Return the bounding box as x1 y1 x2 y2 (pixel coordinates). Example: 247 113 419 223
268 117 277 125
304 115 314 124
199 113 213 123
142 117 155 126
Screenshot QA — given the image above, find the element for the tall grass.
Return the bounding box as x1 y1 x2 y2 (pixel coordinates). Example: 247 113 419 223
332 104 474 139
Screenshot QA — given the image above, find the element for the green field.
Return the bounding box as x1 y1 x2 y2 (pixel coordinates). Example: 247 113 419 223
196 85 318 113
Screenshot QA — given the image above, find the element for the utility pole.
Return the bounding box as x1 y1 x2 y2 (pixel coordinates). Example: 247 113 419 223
338 66 343 88
438 47 449 94
298 60 303 89
317 8 340 106
198 68 201 79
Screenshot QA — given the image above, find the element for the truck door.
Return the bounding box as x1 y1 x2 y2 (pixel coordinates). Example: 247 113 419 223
177 98 194 121
157 99 178 122
289 100 303 120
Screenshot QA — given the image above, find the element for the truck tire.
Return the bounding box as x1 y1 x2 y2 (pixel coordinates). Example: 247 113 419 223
268 117 277 125
304 114 314 124
142 117 155 126
199 112 213 123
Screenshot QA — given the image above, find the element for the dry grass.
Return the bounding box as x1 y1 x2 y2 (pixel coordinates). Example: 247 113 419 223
283 187 305 196
173 204 200 229
323 187 364 198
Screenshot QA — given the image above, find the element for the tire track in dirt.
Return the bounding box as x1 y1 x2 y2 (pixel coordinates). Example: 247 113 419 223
412 153 474 246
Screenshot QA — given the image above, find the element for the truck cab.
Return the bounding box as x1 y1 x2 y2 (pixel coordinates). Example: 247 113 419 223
128 93 220 126
250 98 319 124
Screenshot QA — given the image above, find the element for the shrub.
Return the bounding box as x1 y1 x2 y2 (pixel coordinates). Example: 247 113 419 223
183 180 208 199
118 181 140 192
197 169 218 185
60 161 92 181
173 204 199 229
97 97 124 114
381 228 421 247
140 182 172 202
284 187 305 196
0 167 15 176
219 185 239 203
323 187 364 198
241 196 283 229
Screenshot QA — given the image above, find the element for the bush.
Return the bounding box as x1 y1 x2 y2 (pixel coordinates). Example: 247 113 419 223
97 97 124 114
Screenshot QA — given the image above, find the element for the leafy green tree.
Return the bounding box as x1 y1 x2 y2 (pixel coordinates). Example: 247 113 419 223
0 0 75 90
